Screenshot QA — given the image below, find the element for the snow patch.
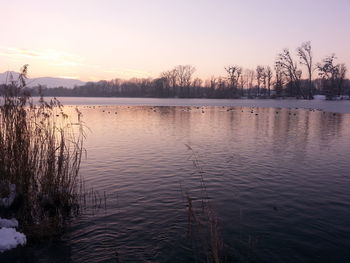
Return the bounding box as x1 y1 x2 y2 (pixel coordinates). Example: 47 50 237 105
0 183 26 252
313 95 326 100
0 218 18 228
0 227 26 252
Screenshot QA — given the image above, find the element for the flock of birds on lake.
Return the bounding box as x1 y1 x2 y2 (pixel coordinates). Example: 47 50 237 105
69 105 338 117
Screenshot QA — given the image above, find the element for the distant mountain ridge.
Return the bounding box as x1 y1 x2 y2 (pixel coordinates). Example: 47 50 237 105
0 71 85 88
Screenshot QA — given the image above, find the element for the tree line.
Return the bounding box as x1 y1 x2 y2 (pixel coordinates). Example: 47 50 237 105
17 42 350 100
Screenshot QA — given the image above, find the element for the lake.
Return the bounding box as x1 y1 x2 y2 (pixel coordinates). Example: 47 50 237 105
2 98 350 262
35 97 350 114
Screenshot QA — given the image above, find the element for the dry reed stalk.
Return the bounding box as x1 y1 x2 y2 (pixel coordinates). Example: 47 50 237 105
182 144 225 263
0 65 85 240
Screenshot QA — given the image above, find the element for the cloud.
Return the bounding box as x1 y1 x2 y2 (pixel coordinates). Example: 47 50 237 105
0 46 84 67
57 76 80 79
0 46 152 80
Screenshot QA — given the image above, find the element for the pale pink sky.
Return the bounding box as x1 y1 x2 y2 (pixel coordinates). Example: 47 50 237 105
1 0 349 81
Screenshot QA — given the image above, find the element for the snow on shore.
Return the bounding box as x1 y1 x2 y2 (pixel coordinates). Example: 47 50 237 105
0 227 26 252
0 218 18 228
0 217 26 252
0 184 27 252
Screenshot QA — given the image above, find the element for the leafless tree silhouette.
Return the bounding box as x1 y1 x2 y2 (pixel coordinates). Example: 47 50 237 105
276 49 305 98
297 41 314 99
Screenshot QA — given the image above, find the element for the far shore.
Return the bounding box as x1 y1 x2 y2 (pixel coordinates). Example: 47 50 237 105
29 96 350 114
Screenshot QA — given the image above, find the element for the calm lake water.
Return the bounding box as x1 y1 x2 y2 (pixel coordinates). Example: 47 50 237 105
2 99 350 262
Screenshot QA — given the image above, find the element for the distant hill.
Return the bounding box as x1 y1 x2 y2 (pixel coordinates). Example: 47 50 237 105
0 71 85 88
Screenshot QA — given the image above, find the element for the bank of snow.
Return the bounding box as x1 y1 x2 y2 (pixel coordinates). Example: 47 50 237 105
0 227 26 252
0 218 18 228
0 184 27 252
0 217 26 253
0 217 26 252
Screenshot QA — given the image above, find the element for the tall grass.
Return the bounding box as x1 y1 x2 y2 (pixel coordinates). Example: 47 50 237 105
0 65 84 239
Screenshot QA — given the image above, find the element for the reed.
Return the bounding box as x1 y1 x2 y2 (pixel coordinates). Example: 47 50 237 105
0 65 85 240
183 144 225 263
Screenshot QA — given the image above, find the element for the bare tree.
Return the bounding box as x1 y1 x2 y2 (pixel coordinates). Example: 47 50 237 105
175 65 196 97
275 49 305 98
192 77 203 97
337 64 347 96
245 69 255 97
297 41 314 99
225 65 242 98
265 66 273 97
217 76 228 97
262 68 267 96
318 55 347 99
192 77 203 87
239 74 246 97
161 65 195 97
274 63 284 96
256 66 264 97
209 76 218 89
161 68 178 96
176 65 196 87
153 77 168 97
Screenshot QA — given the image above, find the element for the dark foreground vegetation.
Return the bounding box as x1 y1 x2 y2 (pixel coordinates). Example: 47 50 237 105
24 42 349 100
0 65 85 240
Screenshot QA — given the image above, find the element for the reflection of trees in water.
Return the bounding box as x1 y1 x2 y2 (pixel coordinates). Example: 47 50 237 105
317 112 344 143
270 109 345 161
116 106 347 168
270 108 310 165
156 106 192 139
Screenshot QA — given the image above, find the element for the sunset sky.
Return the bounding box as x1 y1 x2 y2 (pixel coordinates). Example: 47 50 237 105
1 0 349 81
